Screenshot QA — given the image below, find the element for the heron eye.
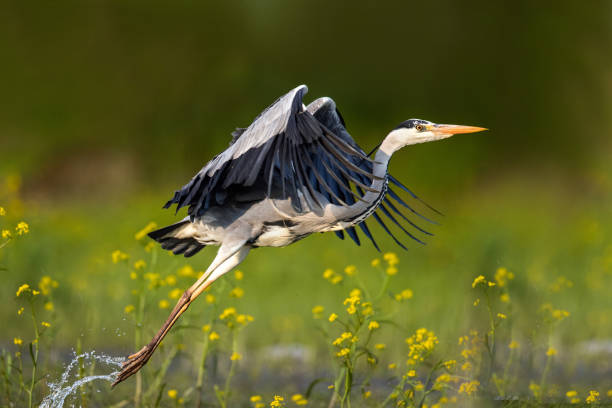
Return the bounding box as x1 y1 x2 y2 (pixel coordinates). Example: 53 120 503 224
415 124 425 132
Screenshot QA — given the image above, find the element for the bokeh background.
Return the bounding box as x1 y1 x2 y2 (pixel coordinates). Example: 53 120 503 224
1 0 612 405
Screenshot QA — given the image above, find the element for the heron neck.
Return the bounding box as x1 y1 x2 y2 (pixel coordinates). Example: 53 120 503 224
323 139 393 228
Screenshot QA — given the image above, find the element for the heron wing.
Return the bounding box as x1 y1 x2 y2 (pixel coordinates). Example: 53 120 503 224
306 97 438 251
164 85 374 218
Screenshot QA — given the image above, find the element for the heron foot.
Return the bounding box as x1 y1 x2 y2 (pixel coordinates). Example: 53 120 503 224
112 344 156 387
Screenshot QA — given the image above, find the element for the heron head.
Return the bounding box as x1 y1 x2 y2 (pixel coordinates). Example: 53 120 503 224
385 119 486 151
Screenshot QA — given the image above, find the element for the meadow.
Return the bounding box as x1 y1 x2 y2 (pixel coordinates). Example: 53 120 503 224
1 159 611 407
2 2 611 406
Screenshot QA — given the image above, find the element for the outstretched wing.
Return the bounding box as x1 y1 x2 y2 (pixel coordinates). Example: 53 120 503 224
306 97 440 251
164 85 376 218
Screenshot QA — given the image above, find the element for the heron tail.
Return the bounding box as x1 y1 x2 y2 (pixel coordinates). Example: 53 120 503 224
148 220 205 258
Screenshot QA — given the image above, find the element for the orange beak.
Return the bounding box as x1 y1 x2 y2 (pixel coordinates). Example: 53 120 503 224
431 124 488 135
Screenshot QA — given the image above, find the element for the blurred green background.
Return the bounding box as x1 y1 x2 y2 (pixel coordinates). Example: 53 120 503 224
1 0 612 402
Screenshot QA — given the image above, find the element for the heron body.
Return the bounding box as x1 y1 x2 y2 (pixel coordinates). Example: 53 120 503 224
113 85 485 385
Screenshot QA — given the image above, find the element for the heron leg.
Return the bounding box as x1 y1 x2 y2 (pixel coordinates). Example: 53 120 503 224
112 241 250 386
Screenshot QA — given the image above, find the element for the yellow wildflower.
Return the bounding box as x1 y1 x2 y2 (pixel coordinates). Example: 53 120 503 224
312 305 324 318
32 290 40 296
124 304 135 314
169 288 182 299
0 207 5 216
328 313 338 322
566 391 578 398
292 394 308 405
178 265 196 277
17 307 24 315
546 347 557 356
1 230 11 239
130 271 138 280
368 321 380 330
230 287 244 298
500 293 510 303
165 274 177 286
443 360 456 370
586 390 599 404
14 337 22 345
386 266 398 276
144 242 155 252
230 352 242 361
375 343 386 350
220 307 236 320
16 284 30 297
250 395 262 402
388 363 397 370
383 252 399 265
158 299 170 309
111 250 129 263
205 294 216 304
552 309 570 321
458 380 479 396
135 222 157 241
234 270 244 280
471 275 485 288
41 321 51 328
323 268 334 279
270 395 284 407
473 298 480 306
336 348 350 357
202 324 211 333
608 390 612 398
461 361 472 372
364 390 371 399
44 301 54 311
236 314 254 325
509 340 520 349
414 382 424 391
209 331 220 341
371 258 380 267
344 265 357 276
494 267 514 287
15 221 29 235
133 260 146 270
330 275 343 284
407 369 416 377
497 313 507 319
167 389 178 399
332 332 353 346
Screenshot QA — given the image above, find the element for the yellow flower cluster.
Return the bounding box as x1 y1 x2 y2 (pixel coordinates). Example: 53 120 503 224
541 303 570 322
178 265 197 278
0 206 5 216
270 395 284 407
38 276 59 296
291 394 307 405
323 268 343 284
312 305 324 318
343 289 361 314
230 352 242 361
546 347 557 356
383 252 399 275
111 250 129 263
16 283 30 297
458 380 479 396
344 265 357 276
250 395 265 408
405 328 438 365
230 287 244 298
586 390 599 404
566 390 580 404
219 307 253 328
549 276 573 292
494 267 514 287
15 221 29 235
332 332 354 346
135 222 157 241
394 288 413 302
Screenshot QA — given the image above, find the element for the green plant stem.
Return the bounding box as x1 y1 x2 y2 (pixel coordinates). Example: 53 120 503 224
195 333 210 408
27 300 39 408
220 331 238 408
134 290 146 408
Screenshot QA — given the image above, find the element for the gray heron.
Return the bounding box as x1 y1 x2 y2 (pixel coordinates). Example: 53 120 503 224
113 84 485 385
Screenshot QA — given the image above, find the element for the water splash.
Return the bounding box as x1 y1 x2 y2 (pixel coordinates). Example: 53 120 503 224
40 351 124 408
